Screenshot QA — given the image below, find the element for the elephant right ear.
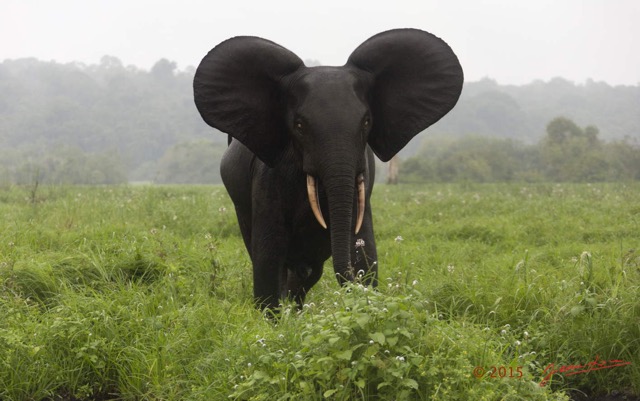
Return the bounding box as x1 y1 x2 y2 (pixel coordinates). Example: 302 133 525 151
347 29 463 162
193 37 304 167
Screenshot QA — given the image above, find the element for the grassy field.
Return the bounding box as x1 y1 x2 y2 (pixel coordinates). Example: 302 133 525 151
0 183 638 400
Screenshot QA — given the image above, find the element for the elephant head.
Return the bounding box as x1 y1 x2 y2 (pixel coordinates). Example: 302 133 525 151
194 29 462 283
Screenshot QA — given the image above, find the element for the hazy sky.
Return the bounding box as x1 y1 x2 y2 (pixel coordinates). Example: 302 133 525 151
2 0 638 85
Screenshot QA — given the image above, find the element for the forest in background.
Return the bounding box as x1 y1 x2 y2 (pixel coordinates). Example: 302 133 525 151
0 56 639 185
400 117 640 183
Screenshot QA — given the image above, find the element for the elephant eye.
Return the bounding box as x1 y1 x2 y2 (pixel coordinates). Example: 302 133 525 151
363 116 371 128
294 119 304 134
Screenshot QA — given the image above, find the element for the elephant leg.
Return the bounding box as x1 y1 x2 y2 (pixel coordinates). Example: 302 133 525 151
252 253 286 311
351 202 378 287
250 224 288 311
234 206 252 255
284 261 324 307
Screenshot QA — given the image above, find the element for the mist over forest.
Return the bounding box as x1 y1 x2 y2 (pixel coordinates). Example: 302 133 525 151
1 56 639 185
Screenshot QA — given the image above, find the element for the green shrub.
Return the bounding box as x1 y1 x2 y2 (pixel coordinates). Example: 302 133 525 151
228 282 568 401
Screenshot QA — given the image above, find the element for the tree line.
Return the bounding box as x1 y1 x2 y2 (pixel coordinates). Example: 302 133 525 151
0 57 227 185
0 57 638 185
400 117 640 183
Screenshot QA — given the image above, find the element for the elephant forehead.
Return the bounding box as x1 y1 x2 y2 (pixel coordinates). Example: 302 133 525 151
289 67 368 109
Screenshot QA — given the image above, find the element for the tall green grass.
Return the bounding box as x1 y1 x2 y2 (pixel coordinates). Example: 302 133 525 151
0 183 638 400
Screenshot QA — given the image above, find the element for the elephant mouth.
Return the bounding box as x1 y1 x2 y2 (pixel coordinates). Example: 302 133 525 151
306 174 365 234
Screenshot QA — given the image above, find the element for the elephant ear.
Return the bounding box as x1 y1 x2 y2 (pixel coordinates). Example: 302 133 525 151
347 29 463 162
194 37 304 167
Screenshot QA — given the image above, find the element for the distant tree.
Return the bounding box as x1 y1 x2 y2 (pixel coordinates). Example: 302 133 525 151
99 55 124 70
151 59 177 80
603 137 640 180
541 116 609 181
400 136 526 183
399 157 436 182
154 141 226 184
7 146 127 185
387 156 399 184
545 116 583 145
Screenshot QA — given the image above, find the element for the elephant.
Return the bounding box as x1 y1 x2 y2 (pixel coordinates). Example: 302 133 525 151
193 28 463 311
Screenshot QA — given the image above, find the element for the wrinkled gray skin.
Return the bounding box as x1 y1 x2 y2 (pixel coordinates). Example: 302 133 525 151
194 29 463 310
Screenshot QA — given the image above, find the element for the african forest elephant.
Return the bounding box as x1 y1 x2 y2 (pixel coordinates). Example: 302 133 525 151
194 28 463 310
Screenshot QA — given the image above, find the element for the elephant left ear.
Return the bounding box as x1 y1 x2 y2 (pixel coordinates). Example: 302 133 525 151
347 28 463 161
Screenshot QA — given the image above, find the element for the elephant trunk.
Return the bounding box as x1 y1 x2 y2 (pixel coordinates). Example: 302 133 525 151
311 162 364 284
306 174 365 234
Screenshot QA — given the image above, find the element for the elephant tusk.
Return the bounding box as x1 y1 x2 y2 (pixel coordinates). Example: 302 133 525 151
307 175 327 229
355 174 365 234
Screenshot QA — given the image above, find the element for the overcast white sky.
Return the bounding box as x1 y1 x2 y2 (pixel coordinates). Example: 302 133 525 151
2 0 638 86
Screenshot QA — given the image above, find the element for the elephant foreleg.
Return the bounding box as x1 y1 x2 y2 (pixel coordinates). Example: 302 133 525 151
251 226 288 311
284 262 324 307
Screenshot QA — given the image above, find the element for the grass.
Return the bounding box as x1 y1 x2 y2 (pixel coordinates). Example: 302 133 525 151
0 183 638 400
